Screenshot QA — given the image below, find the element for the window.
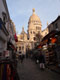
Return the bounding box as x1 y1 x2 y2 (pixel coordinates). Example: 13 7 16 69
33 37 36 41
38 31 40 34
2 12 7 24
27 37 29 40
36 26 41 30
36 27 37 29
19 46 21 50
22 46 24 50
27 35 29 40
55 23 58 28
45 32 47 35
21 36 23 39
16 47 18 49
33 31 35 34
55 23 58 30
30 31 32 34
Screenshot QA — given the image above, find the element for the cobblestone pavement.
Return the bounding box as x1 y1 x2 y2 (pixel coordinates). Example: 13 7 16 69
17 58 60 80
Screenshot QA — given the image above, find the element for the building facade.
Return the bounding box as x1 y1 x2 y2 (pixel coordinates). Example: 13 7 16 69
0 0 17 59
0 0 9 53
16 9 49 54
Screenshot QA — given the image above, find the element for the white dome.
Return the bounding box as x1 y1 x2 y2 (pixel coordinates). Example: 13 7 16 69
29 9 41 22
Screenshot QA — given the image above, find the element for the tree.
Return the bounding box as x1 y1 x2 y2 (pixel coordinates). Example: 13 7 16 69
35 32 42 42
35 32 43 47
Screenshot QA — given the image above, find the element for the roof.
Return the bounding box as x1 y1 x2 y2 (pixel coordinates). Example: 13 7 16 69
52 16 60 24
42 30 60 41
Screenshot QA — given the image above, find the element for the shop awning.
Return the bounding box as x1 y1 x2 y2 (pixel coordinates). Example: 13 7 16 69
14 33 18 42
42 30 60 41
37 30 60 49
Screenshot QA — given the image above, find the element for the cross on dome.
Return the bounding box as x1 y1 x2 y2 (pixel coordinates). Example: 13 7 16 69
32 8 35 13
47 22 48 26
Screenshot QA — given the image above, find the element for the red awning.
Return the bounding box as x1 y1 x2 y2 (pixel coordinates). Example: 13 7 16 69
14 33 18 42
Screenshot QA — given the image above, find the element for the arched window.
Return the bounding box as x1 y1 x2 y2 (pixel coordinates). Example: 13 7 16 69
33 37 36 41
33 31 35 34
30 31 32 34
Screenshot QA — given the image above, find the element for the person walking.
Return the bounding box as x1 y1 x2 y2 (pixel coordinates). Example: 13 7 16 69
39 51 45 70
20 54 25 63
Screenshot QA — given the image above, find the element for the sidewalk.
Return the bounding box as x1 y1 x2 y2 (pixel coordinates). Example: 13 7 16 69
47 65 60 74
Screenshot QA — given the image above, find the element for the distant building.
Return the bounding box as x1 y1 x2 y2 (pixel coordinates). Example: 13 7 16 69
42 27 49 38
16 9 49 54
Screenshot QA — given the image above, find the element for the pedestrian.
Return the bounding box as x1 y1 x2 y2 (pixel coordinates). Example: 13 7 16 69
20 53 25 63
39 50 45 70
26 52 28 59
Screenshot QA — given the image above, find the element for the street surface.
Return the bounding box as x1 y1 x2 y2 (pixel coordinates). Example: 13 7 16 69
17 58 60 80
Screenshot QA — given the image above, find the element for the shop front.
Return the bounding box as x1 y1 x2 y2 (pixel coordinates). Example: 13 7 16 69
37 30 60 67
0 18 9 60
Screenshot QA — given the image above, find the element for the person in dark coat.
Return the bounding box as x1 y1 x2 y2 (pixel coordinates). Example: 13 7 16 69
39 51 45 69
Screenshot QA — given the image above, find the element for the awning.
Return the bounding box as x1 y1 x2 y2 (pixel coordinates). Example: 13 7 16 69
37 30 60 49
14 33 18 42
37 39 48 49
42 30 60 41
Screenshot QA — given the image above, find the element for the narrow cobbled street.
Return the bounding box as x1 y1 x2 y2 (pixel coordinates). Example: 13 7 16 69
17 58 60 80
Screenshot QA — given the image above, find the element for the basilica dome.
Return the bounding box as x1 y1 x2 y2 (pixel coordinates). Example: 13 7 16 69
28 9 42 41
29 8 41 22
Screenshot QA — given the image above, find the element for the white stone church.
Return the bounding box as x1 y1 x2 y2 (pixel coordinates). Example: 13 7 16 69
16 9 49 54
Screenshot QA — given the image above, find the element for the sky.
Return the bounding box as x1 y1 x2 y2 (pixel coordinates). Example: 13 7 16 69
6 0 60 34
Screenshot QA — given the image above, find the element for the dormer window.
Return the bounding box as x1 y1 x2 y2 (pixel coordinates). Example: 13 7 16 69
55 23 58 31
2 12 7 24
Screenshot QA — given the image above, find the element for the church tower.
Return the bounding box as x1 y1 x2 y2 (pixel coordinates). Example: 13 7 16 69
27 8 42 41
